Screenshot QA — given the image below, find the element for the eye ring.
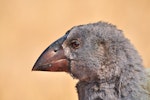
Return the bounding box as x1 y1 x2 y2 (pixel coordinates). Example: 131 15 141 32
70 39 80 49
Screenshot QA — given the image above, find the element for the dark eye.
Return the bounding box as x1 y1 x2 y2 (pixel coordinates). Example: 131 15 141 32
70 40 80 49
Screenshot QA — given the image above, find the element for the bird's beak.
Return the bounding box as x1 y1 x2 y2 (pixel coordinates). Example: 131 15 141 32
32 35 69 72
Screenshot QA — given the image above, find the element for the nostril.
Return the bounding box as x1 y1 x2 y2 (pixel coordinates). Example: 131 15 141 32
54 49 57 52
54 47 60 52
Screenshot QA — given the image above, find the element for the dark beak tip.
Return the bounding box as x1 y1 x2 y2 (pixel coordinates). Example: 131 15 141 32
32 67 36 71
32 67 35 71
32 64 39 71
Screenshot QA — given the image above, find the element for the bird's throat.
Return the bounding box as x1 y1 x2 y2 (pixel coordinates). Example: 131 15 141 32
76 81 119 100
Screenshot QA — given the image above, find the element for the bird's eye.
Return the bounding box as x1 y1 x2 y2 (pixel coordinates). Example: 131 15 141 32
70 40 80 49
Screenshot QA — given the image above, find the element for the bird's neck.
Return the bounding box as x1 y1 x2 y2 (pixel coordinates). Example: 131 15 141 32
76 77 148 100
76 79 120 100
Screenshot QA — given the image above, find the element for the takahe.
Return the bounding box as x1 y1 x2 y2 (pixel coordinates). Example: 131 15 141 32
32 22 150 100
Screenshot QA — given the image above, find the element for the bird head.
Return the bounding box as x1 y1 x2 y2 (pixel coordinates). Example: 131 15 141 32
32 22 126 82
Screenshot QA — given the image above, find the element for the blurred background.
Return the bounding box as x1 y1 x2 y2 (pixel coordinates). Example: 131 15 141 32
0 0 150 100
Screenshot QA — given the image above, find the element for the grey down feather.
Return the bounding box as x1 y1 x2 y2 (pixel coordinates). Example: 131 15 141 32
33 22 150 100
67 22 150 100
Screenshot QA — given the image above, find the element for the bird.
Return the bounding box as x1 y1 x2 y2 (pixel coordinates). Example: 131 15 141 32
32 22 150 100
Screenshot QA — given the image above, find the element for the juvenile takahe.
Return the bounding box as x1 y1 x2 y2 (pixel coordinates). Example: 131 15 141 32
32 22 150 100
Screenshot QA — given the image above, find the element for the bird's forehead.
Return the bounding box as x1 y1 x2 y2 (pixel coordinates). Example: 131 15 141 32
66 26 91 40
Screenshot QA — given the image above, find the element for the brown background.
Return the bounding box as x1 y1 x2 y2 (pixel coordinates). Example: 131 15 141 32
0 0 150 100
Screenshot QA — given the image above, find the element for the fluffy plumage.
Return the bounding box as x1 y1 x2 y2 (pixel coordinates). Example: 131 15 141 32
62 22 150 100
33 22 150 100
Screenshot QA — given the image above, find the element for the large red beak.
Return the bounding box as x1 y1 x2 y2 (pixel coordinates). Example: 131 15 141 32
32 35 69 72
